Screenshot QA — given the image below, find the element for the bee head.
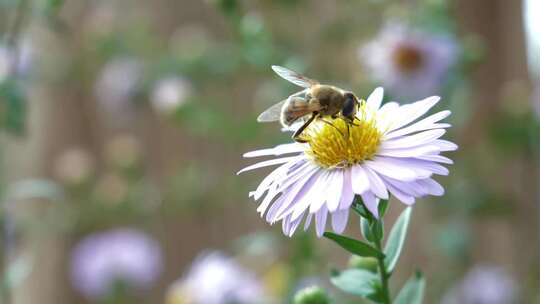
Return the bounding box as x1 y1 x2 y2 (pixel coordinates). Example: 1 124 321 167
342 92 358 121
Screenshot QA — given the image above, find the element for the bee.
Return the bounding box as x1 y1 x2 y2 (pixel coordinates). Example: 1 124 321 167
257 65 359 143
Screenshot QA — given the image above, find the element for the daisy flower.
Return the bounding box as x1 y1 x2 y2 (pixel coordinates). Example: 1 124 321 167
360 22 458 101
239 87 456 237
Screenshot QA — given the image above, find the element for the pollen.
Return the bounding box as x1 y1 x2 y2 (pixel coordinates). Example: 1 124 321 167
302 103 382 168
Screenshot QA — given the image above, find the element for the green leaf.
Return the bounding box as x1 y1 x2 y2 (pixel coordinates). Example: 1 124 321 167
330 269 379 297
394 271 425 304
360 217 374 242
352 199 369 218
384 207 412 273
372 219 384 241
324 232 384 258
378 199 390 217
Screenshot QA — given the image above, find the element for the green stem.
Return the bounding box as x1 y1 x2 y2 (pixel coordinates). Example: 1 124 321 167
373 220 391 304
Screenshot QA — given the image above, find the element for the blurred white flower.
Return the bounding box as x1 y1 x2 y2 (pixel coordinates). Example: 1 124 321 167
150 76 192 114
360 22 458 101
70 228 163 300
441 265 518 304
166 251 269 304
53 147 95 185
95 57 143 115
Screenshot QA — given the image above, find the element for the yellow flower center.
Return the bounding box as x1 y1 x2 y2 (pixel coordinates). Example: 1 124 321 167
303 102 382 168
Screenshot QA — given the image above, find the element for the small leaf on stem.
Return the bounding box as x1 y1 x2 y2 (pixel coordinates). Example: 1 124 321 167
384 207 412 273
378 199 390 217
324 232 384 258
360 217 374 242
330 269 379 297
394 271 425 304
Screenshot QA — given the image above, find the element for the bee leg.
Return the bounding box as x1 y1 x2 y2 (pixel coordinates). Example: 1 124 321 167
319 118 345 137
292 112 318 143
346 116 360 127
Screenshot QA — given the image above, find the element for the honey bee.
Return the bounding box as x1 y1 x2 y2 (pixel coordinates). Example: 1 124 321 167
257 65 359 143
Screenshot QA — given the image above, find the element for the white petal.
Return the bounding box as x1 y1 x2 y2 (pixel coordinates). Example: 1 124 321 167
382 177 425 197
384 182 416 205
386 96 441 133
286 215 303 237
315 206 328 237
433 140 458 151
384 110 451 139
275 162 317 194
339 169 355 210
243 143 305 158
331 209 349 233
361 191 379 218
363 166 389 199
381 129 446 150
304 213 313 231
252 161 297 200
280 170 323 221
308 171 333 214
257 185 280 215
376 102 400 130
377 145 441 158
237 156 301 174
326 170 344 212
374 156 447 178
367 87 384 110
290 171 327 220
365 158 418 181
351 165 370 194
272 168 320 221
416 154 454 164
417 178 445 196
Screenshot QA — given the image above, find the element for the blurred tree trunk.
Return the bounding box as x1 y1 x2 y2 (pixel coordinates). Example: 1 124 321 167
454 0 536 285
5 87 92 304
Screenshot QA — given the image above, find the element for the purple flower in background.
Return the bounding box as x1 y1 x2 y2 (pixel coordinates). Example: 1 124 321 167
70 228 163 300
360 22 459 101
239 88 456 237
166 251 268 304
441 265 518 304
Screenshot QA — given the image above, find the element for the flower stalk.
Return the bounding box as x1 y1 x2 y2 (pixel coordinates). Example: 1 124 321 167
370 214 391 304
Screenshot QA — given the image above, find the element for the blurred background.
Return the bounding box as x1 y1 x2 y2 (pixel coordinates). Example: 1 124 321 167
0 0 538 303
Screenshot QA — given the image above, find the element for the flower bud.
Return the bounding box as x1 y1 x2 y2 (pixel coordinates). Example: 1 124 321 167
293 286 331 304
348 255 378 273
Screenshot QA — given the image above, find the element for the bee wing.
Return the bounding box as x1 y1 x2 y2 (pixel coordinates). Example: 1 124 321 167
271 65 319 88
257 99 287 122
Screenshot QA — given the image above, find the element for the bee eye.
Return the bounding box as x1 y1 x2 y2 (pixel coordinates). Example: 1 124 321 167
342 93 356 118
